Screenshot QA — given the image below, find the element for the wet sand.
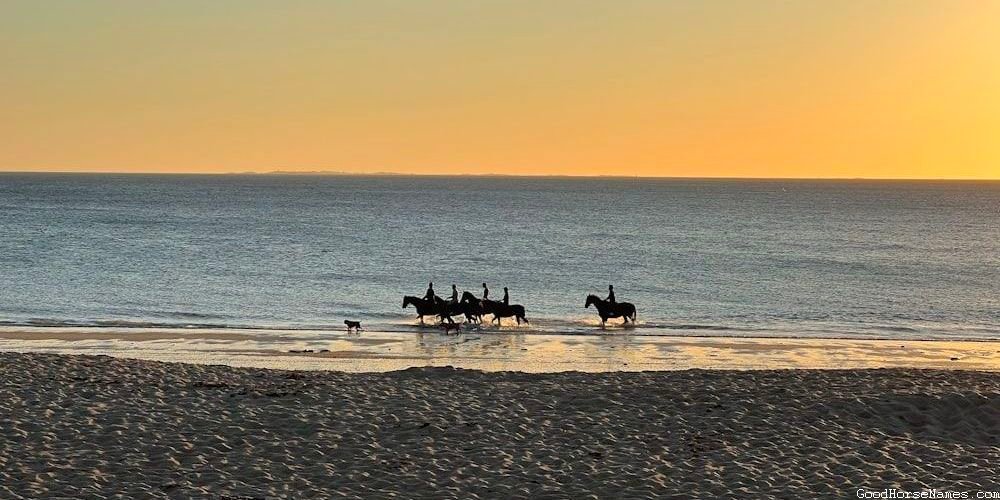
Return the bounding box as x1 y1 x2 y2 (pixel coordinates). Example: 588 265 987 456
1 352 998 497
2 327 1000 372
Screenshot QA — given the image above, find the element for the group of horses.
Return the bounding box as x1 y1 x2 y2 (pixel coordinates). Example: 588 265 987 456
403 291 528 326
402 290 638 329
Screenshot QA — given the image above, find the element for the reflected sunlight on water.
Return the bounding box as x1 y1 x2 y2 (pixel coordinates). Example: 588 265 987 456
2 327 999 373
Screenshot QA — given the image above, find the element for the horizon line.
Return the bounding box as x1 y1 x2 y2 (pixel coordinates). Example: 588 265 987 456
0 169 998 182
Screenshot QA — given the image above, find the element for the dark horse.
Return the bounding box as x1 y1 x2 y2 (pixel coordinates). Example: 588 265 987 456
451 301 483 324
402 296 455 325
463 291 528 325
585 295 637 326
457 291 486 324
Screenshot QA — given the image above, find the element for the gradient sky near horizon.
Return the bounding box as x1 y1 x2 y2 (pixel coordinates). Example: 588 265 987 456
2 1 999 178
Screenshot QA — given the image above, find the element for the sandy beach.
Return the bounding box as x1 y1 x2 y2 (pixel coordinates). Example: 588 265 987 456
2 352 998 498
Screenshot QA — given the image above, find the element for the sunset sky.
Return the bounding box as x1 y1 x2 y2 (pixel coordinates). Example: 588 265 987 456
1 1 998 179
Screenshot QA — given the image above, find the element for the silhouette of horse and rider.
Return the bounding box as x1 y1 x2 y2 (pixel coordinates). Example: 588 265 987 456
401 282 465 325
403 282 637 330
585 284 637 326
402 282 529 328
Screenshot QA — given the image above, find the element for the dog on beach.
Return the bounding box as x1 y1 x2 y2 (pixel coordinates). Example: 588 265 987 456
441 322 462 334
344 320 363 333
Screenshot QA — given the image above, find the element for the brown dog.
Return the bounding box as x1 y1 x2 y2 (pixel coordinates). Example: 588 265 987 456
344 320 362 333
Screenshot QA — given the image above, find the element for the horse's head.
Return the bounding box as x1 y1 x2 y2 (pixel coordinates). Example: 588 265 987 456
460 291 477 304
585 294 600 308
402 296 414 309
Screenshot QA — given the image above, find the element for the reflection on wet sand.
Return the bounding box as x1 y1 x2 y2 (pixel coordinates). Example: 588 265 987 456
1 327 998 372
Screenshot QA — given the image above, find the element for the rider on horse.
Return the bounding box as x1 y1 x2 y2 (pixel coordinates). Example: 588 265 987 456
482 283 490 301
449 284 459 304
585 286 635 326
502 287 509 305
424 282 437 304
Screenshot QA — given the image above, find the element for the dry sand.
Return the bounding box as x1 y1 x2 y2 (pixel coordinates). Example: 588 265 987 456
2 353 998 498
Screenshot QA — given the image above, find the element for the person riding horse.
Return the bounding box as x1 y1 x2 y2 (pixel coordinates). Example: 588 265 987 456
585 285 636 326
424 282 438 304
449 284 459 304
502 287 509 305
482 283 489 301
460 290 528 325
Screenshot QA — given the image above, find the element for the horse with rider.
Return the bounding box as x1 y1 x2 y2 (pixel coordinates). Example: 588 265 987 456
585 284 637 326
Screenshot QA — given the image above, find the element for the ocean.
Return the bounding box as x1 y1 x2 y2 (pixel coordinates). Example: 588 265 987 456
1 173 998 340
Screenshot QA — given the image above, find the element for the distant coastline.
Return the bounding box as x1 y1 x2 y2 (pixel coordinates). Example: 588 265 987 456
1 170 998 182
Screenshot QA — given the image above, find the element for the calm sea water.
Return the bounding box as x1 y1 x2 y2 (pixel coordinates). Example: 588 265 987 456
1 173 998 340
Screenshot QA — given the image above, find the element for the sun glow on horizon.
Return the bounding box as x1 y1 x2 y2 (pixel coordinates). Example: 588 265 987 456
1 1 998 179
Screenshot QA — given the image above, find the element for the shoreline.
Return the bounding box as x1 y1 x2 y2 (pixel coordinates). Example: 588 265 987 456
5 322 1000 343
2 326 999 372
2 352 998 497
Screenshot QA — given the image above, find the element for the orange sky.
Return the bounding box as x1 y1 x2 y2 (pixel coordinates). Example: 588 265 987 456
1 1 998 178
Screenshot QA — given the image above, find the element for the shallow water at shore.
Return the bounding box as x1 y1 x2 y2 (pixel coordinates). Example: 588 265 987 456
3 326 999 372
